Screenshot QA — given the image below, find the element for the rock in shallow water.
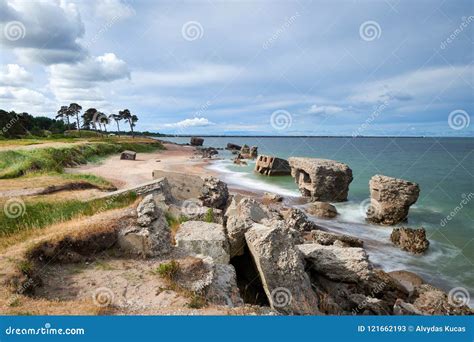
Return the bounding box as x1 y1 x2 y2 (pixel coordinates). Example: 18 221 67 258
306 201 338 218
390 227 429 254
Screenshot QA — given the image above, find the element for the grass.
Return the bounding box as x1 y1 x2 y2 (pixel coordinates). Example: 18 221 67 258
154 260 180 281
0 140 164 179
204 208 214 223
165 212 189 243
0 192 137 236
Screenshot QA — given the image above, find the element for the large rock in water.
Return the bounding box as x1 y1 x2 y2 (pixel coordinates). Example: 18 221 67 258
367 175 419 225
254 155 291 176
225 197 270 257
118 194 171 257
390 227 429 254
288 157 353 202
245 222 320 315
175 221 230 264
190 137 204 146
199 177 229 210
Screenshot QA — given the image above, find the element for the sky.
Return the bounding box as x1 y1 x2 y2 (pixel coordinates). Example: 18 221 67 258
0 0 473 136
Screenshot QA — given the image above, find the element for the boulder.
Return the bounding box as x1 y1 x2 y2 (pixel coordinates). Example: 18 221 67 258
306 201 338 218
281 207 318 232
206 264 244 307
308 230 363 248
298 243 372 283
190 137 204 146
254 155 291 176
175 221 230 264
199 177 229 210
239 145 258 159
245 223 320 315
198 147 218 159
118 195 171 257
367 175 420 225
226 143 242 151
120 150 136 160
262 192 283 203
393 299 423 315
225 197 270 257
151 171 203 201
288 157 353 202
390 227 429 254
411 284 472 315
388 270 424 294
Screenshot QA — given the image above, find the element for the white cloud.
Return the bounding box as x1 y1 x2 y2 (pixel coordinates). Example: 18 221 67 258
308 104 344 115
0 64 31 86
93 0 135 21
0 86 55 114
165 117 215 128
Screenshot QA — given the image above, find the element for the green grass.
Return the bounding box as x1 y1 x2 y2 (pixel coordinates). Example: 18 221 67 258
154 260 180 280
0 141 164 179
0 192 137 236
204 208 214 223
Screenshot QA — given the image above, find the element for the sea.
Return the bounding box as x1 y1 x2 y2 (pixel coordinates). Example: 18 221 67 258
160 136 474 304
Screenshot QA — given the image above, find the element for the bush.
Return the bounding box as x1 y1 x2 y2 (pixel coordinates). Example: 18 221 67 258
155 260 180 280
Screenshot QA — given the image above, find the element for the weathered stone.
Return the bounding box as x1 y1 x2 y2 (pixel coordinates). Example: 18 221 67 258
254 155 291 176
175 256 215 293
118 195 171 257
298 243 372 282
281 207 318 232
198 147 218 159
225 197 270 257
199 177 229 210
239 145 258 159
393 299 423 315
367 175 420 225
388 270 424 294
175 221 230 264
288 157 353 202
190 137 204 146
206 264 244 307
306 201 338 218
226 143 241 151
262 192 283 203
120 150 136 160
390 227 429 254
309 230 363 247
411 284 472 315
152 171 203 201
245 222 320 315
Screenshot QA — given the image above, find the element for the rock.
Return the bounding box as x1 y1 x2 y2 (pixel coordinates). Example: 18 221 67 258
199 177 229 210
288 157 353 202
281 207 318 232
309 230 363 247
298 243 372 283
118 195 171 257
367 175 420 225
245 222 320 315
262 192 283 203
152 171 203 201
190 137 204 146
239 145 258 159
175 256 215 293
388 270 424 294
225 197 270 257
393 299 423 315
198 147 218 158
120 150 136 160
226 143 242 151
206 264 244 307
175 221 230 264
233 157 247 166
411 284 472 315
254 155 291 176
306 201 338 218
390 227 429 254
250 146 258 158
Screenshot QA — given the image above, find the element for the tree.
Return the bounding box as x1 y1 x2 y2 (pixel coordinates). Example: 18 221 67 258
82 108 98 131
119 109 138 138
98 112 109 133
109 113 122 135
56 106 70 128
67 103 82 135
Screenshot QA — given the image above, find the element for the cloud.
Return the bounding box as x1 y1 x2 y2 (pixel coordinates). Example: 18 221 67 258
93 0 135 21
165 117 215 128
0 0 86 65
308 104 344 115
0 64 31 86
0 86 55 114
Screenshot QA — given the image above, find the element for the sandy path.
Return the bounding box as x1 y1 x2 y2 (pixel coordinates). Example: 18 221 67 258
66 143 214 189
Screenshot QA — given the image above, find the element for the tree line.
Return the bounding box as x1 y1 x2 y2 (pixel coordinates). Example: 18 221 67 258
55 103 139 137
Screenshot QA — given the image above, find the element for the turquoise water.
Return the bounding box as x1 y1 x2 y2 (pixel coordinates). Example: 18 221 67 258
162 137 474 300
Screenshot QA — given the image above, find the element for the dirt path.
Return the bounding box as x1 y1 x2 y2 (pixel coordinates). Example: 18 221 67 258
66 143 214 189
